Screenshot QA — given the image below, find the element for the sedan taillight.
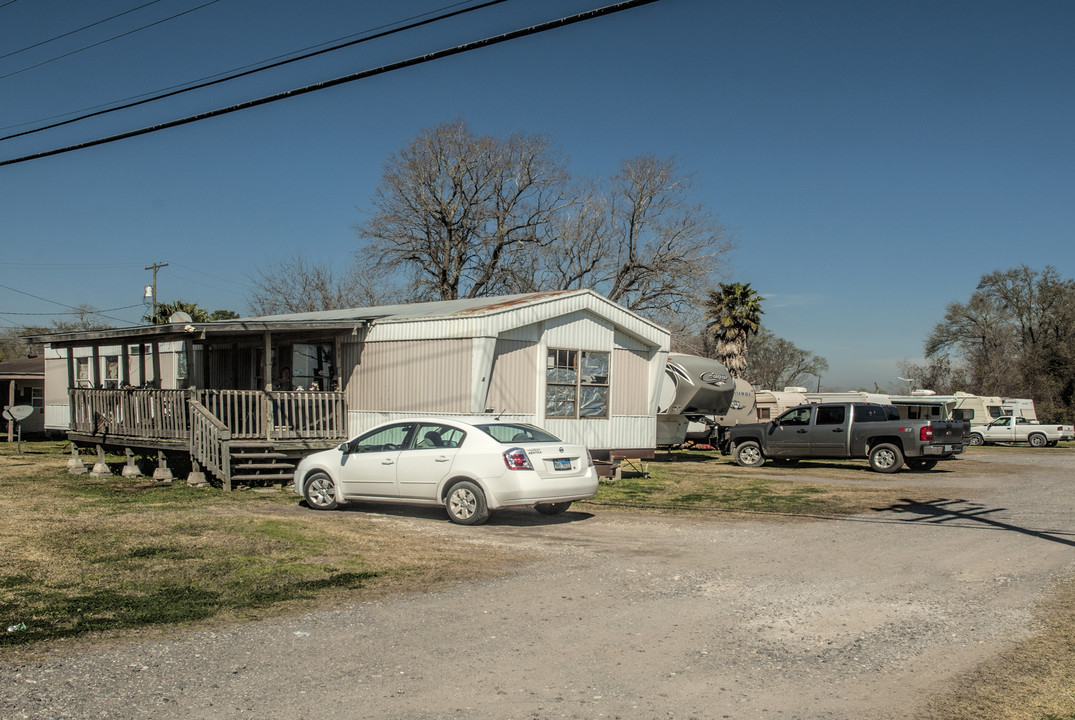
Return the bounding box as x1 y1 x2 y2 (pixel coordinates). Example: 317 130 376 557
503 447 533 471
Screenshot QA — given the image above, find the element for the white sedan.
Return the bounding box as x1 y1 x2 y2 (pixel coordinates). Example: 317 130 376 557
293 418 599 525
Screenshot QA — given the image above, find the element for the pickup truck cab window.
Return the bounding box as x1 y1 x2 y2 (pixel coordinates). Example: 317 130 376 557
778 407 812 426
853 404 889 422
815 405 846 425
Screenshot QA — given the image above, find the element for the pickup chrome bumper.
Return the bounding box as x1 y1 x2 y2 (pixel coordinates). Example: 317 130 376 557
923 444 964 456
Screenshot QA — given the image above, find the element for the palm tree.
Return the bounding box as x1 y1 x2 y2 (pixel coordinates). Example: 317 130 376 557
145 300 210 325
705 282 764 378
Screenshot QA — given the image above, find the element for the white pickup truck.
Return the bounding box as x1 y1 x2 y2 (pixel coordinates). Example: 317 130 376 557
968 416 1066 447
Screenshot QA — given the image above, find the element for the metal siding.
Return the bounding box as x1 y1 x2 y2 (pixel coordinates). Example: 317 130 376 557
543 313 614 349
486 339 537 414
612 348 650 416
349 339 471 412
544 416 655 452
361 291 668 350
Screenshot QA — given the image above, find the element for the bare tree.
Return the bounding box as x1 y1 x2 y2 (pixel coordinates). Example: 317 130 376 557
514 156 733 327
744 327 829 390
358 119 569 301
924 265 1075 421
247 255 402 315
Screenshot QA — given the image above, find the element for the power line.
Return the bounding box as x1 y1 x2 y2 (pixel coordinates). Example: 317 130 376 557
0 0 162 61
0 0 221 81
0 282 139 325
0 304 144 316
0 0 663 167
1 0 510 143
1 0 482 133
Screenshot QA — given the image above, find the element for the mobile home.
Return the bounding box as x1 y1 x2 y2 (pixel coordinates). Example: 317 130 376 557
32 290 669 487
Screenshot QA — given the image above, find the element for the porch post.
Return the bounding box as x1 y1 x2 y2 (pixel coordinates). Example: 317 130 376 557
91 344 101 388
120 344 130 387
184 340 196 388
6 376 13 443
138 343 147 386
263 331 273 440
151 342 162 388
65 348 75 432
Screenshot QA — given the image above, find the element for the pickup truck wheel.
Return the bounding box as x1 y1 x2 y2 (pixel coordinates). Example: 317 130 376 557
869 443 904 473
1028 433 1048 447
733 441 765 468
968 433 984 446
906 459 938 472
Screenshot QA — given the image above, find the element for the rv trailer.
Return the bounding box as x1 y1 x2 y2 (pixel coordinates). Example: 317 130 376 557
656 354 736 447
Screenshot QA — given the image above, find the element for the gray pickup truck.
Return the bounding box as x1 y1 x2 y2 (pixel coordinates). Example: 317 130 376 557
725 402 966 473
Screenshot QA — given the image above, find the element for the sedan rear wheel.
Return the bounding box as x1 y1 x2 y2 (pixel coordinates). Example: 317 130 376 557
445 480 490 525
303 472 339 510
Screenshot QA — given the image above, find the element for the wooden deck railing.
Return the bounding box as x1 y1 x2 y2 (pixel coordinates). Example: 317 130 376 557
70 388 190 440
70 388 347 443
197 390 348 441
189 400 232 490
269 391 347 440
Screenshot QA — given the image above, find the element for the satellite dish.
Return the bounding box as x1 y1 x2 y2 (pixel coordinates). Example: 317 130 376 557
2 405 33 422
169 311 193 323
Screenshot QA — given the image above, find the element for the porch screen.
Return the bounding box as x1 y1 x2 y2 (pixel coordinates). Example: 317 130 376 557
545 348 609 419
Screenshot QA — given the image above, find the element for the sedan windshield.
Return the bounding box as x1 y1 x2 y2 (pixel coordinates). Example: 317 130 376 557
474 423 561 444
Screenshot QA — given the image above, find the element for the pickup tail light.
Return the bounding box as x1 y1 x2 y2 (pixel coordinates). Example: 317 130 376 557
503 447 533 471
920 425 934 442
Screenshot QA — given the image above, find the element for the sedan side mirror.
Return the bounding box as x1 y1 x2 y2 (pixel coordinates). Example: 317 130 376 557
338 442 351 453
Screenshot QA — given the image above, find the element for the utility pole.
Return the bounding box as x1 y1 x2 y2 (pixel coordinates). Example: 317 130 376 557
145 262 168 323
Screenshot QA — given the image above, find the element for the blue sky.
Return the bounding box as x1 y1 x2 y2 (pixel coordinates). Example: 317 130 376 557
1 0 1072 390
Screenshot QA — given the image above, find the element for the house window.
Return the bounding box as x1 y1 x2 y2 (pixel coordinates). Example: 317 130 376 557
75 357 91 388
545 348 609 419
103 356 120 389
31 387 44 409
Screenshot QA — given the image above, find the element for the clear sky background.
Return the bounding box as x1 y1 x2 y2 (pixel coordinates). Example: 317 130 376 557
1 0 1072 391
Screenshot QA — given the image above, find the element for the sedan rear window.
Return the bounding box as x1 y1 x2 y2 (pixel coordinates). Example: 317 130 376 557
474 423 561 444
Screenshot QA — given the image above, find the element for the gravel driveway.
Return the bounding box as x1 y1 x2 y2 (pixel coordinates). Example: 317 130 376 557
3 451 1074 720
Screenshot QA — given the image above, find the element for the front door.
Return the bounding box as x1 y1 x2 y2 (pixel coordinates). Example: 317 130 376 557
337 423 414 498
768 406 813 457
396 422 465 500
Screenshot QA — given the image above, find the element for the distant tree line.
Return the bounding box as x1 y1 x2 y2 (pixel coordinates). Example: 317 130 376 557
900 265 1075 422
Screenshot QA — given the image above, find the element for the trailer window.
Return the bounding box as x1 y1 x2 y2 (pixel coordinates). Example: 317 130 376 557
546 348 609 419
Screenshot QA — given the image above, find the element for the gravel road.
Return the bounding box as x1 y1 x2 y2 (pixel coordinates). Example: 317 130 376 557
3 451 1074 720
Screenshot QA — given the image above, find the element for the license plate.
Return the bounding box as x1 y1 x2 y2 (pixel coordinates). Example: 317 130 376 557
553 458 571 471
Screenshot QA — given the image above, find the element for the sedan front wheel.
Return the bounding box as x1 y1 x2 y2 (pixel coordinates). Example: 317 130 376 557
303 472 339 510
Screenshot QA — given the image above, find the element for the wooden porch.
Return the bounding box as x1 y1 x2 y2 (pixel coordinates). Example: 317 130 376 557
67 388 348 490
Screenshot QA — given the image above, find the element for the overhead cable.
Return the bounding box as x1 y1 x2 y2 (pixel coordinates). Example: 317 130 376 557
0 0 162 61
0 0 662 167
0 0 220 80
2 0 510 142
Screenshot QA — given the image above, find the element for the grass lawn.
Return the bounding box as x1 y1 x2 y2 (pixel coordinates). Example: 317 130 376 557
0 441 520 650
